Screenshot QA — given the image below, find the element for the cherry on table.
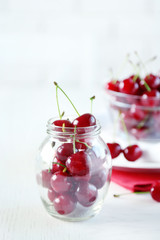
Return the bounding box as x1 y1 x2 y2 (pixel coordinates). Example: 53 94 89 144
107 143 122 159
75 181 98 207
150 181 160 202
66 151 91 176
123 144 142 161
56 143 74 163
53 193 77 215
50 171 72 193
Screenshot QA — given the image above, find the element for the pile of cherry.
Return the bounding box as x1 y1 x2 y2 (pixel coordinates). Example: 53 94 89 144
107 142 142 161
106 74 160 139
40 113 108 215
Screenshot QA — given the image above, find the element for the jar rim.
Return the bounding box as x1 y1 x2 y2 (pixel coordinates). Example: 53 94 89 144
46 117 101 138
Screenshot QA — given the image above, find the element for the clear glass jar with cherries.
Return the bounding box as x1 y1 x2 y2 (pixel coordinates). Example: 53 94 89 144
36 116 112 222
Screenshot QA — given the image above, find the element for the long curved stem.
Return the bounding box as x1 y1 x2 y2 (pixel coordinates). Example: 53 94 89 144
54 82 80 116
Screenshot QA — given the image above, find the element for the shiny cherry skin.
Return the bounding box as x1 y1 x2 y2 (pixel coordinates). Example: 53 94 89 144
56 143 74 163
50 171 72 193
150 181 160 202
130 127 149 140
105 80 120 92
72 113 96 128
123 144 142 161
119 77 139 95
144 74 160 89
66 151 91 176
53 193 77 215
140 90 160 107
130 104 147 121
51 158 65 173
107 143 121 159
53 119 73 128
89 168 107 189
41 169 52 189
48 189 57 202
75 181 98 207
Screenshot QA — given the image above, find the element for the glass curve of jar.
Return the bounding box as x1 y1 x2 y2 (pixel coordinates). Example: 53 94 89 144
36 117 112 222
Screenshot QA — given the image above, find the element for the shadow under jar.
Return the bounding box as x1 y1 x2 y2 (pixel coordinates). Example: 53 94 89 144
106 90 160 141
36 117 112 222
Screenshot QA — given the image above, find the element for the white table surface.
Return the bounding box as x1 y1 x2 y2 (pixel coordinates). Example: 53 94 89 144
1 84 160 240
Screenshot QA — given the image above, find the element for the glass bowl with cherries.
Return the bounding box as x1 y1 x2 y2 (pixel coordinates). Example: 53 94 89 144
105 73 160 141
36 83 112 222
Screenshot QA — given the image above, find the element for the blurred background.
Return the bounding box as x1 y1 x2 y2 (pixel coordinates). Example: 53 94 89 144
0 0 160 174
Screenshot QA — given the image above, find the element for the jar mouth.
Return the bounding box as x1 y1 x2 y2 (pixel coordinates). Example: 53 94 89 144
46 117 101 139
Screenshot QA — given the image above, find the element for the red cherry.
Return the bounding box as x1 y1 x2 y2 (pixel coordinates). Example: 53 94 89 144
41 169 52 189
144 74 160 89
50 171 72 193
130 104 147 121
130 127 149 140
107 143 121 159
123 144 142 161
75 181 98 207
140 90 160 107
51 158 65 173
53 119 73 128
105 80 120 92
150 181 160 202
72 113 96 128
119 77 139 95
56 143 74 163
89 168 107 189
48 189 57 202
66 151 91 176
53 193 77 215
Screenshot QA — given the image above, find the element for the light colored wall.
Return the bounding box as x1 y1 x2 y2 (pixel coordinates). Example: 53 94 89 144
0 0 160 90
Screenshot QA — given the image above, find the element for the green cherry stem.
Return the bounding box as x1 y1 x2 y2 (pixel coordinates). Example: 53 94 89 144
75 140 91 149
52 162 67 173
119 111 130 144
54 82 80 116
114 191 149 198
55 84 62 119
90 96 95 114
73 126 77 154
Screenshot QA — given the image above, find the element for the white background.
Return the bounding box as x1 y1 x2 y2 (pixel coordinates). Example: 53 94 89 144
0 1 160 239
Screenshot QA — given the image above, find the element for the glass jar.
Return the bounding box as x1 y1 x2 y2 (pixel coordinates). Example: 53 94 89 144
36 117 112 222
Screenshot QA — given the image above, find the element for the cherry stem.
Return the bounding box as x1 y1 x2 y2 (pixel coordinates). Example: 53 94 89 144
113 191 149 198
115 54 130 80
90 96 95 114
134 51 147 71
54 82 80 116
75 139 91 149
143 79 151 92
52 162 67 173
137 115 149 129
145 56 157 64
119 111 130 144
73 126 77 154
62 123 65 132
55 85 62 119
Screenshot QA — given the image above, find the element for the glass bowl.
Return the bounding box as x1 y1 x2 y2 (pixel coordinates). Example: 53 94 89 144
105 89 160 141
